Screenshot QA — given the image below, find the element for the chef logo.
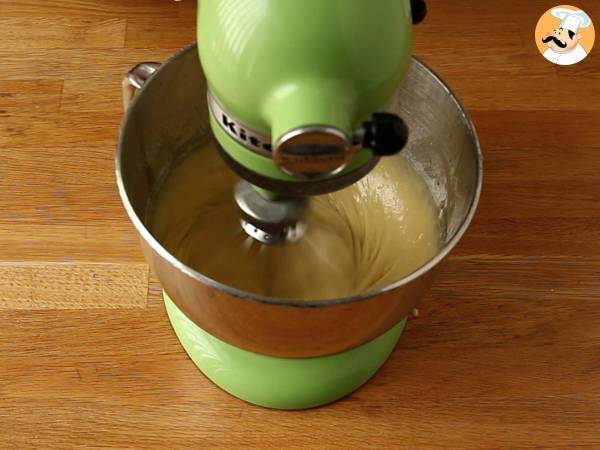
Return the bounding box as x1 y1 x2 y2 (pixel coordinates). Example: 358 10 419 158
535 5 594 65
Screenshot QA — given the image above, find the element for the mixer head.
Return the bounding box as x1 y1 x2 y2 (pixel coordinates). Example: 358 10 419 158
222 113 409 245
198 0 426 243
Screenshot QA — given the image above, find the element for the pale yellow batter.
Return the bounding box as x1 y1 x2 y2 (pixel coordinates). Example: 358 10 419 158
150 143 440 300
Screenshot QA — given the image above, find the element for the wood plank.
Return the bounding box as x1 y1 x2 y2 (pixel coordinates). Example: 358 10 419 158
421 0 561 24
444 75 600 111
414 40 553 80
413 1 600 112
477 179 600 219
415 256 600 350
0 18 126 49
0 113 120 148
482 145 600 182
0 0 179 19
125 19 196 49
0 298 170 362
0 146 126 225
177 0 196 21
0 48 184 81
0 224 144 262
412 0 600 113
0 262 148 309
415 19 526 50
0 347 598 449
456 217 600 257
0 80 63 114
472 110 600 148
60 78 132 113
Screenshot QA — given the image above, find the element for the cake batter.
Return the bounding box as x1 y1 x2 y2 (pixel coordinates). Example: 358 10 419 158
150 142 440 300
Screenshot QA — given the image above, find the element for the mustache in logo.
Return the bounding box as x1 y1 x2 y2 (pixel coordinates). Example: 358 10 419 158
542 35 567 48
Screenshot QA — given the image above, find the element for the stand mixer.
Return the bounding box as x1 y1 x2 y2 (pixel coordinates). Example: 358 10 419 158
117 0 482 409
199 0 426 244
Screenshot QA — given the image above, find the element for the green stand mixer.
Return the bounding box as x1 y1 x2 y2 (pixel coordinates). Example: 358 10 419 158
200 0 424 244
117 0 482 410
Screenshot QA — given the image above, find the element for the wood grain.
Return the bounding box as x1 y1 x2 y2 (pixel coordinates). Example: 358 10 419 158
0 80 63 114
0 224 144 262
0 18 126 49
0 0 180 19
1 0 600 448
0 48 183 81
0 262 148 309
1 145 126 225
125 18 196 48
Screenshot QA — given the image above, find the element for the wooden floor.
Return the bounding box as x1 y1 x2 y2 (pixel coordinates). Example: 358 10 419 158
1 0 600 448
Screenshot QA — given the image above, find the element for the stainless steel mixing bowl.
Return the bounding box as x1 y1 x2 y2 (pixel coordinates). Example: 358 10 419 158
116 43 482 358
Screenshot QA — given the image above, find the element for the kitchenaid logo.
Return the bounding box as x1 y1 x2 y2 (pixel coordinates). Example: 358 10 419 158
220 114 273 152
208 92 272 154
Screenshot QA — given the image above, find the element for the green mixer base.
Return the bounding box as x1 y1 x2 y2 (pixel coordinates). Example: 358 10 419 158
163 292 405 409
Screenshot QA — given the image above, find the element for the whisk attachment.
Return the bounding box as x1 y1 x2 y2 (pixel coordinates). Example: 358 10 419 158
234 180 307 244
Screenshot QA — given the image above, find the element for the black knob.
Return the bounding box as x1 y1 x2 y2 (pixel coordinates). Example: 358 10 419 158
362 113 409 156
411 0 427 24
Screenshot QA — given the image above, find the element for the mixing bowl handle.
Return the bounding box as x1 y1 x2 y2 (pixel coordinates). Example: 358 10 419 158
122 62 161 111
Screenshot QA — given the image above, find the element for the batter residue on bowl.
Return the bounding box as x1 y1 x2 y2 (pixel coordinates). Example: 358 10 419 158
150 142 440 300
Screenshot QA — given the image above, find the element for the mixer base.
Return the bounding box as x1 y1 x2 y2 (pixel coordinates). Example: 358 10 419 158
163 292 405 409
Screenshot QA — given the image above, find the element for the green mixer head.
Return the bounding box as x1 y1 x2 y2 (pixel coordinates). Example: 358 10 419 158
198 0 426 243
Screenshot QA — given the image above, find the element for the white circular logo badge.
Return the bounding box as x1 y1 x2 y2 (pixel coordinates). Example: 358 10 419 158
535 5 595 65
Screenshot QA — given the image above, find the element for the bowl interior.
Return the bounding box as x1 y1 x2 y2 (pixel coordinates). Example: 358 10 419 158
117 44 481 300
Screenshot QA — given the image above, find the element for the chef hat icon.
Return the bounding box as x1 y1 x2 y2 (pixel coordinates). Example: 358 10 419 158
551 8 592 33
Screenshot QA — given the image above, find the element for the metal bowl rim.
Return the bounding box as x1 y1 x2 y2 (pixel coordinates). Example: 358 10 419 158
115 42 483 308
